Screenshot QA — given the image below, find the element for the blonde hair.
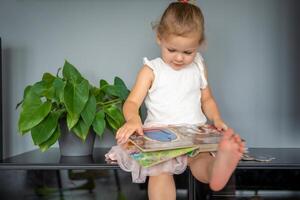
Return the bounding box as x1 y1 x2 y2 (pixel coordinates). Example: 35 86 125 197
154 1 205 44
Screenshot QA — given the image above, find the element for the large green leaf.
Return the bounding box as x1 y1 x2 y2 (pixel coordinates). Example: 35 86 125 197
64 79 89 129
71 118 90 141
81 95 96 127
38 126 61 152
23 85 32 99
18 89 52 134
31 73 56 99
102 85 128 101
62 60 83 84
105 115 119 132
99 77 129 101
92 110 106 137
104 105 125 132
31 111 62 145
16 85 32 109
114 76 130 100
66 112 80 130
31 81 55 100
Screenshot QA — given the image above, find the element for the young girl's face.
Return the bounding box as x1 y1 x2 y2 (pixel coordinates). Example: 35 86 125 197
157 33 200 70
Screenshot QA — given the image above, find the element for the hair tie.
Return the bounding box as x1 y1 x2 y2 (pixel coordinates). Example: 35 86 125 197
178 0 197 5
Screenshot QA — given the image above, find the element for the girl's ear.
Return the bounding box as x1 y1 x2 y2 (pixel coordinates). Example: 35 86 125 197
156 34 162 45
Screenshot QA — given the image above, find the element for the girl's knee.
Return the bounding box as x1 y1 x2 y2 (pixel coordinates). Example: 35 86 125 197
187 152 213 166
149 173 174 182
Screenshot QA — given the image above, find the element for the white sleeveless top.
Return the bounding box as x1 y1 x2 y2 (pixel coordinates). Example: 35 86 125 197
143 53 208 127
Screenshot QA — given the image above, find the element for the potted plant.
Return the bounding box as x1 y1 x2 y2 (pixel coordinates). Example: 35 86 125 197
17 60 129 156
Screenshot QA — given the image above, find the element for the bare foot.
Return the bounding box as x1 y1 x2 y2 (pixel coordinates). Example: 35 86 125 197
209 128 245 191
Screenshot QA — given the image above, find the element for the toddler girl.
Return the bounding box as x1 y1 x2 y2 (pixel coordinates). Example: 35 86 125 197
107 1 245 199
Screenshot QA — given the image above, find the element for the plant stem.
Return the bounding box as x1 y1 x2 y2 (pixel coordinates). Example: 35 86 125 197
97 98 122 109
98 98 122 106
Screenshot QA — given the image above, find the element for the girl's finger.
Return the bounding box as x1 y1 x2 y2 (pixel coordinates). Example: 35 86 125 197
137 127 144 135
116 126 125 139
233 134 241 143
120 129 132 144
222 124 228 131
124 129 136 142
117 127 129 143
222 128 234 139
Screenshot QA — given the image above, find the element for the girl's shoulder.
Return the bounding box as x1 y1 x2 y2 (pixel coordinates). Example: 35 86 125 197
194 52 204 65
143 57 165 71
193 52 206 72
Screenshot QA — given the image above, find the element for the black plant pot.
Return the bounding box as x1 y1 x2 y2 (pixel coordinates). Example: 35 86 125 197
58 122 96 156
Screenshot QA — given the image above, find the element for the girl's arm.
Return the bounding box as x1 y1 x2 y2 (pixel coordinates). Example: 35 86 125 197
116 65 154 144
201 66 228 131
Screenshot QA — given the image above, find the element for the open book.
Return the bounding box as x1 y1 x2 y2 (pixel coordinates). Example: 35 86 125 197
129 124 222 152
128 124 223 168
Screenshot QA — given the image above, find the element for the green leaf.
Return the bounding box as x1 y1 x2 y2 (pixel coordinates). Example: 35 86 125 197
31 81 55 100
81 95 96 127
103 85 129 101
71 118 90 141
92 110 106 137
42 73 56 83
67 112 80 130
52 77 65 102
64 79 89 129
18 89 52 134
97 79 109 102
105 115 118 132
30 73 57 100
31 111 62 145
16 85 32 109
104 105 125 132
39 126 61 152
90 86 100 97
99 79 109 88
23 85 32 99
114 76 130 100
62 60 83 83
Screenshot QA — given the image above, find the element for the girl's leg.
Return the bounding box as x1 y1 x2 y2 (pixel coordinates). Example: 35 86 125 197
188 129 244 191
188 152 214 184
148 173 176 200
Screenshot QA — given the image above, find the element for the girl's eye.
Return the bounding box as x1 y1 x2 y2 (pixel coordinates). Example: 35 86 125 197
167 49 176 53
184 51 193 55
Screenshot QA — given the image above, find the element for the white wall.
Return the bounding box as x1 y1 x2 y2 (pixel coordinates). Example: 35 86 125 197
1 0 299 158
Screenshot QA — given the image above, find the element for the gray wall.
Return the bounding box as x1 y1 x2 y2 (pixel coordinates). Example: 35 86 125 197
0 0 299 158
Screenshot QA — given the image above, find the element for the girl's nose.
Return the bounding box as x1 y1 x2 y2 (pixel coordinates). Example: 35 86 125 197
175 53 183 62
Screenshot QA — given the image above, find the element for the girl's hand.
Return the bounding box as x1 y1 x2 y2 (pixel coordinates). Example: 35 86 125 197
213 118 228 131
115 119 143 144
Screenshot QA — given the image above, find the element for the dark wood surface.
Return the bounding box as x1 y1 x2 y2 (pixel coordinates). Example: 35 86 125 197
1 148 300 170
0 148 118 170
238 148 300 169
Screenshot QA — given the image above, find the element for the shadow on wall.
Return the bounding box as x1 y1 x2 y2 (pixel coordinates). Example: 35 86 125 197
290 0 300 127
2 48 13 158
2 47 31 157
283 0 300 132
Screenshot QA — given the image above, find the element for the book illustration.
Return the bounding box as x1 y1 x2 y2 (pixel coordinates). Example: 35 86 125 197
129 124 222 152
129 146 198 168
143 128 178 142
